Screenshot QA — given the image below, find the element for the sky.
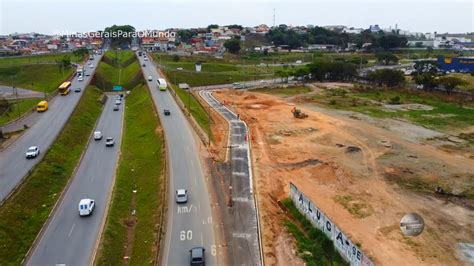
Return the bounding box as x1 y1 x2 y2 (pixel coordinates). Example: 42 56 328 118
0 0 473 35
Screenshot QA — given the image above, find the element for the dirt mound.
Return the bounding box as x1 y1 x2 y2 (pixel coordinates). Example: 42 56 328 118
212 88 474 266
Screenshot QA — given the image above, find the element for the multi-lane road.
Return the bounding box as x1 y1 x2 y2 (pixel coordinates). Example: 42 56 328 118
26 95 124 265
138 54 219 265
0 55 102 202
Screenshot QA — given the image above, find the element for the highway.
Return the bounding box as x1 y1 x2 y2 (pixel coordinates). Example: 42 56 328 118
199 90 262 265
26 95 124 265
0 55 102 202
138 54 218 265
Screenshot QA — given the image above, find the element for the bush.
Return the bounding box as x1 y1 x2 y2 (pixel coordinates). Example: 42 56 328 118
389 95 401 104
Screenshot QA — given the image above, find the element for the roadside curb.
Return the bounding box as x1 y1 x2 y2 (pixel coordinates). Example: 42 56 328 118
21 92 106 265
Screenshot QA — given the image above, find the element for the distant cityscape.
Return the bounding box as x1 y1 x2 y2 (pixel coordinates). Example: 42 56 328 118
1 24 473 56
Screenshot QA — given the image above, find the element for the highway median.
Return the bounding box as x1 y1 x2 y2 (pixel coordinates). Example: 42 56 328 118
0 86 104 264
95 84 165 265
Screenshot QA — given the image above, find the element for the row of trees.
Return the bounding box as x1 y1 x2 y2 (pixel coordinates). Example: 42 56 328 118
267 26 407 50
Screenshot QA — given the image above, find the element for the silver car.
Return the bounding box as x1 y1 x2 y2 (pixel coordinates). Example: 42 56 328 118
175 189 188 203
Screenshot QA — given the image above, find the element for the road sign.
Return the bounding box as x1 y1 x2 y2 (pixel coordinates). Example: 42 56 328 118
113 85 123 91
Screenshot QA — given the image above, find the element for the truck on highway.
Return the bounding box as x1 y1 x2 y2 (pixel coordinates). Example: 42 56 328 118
58 81 71 95
158 78 167 91
36 100 48 112
76 65 84 76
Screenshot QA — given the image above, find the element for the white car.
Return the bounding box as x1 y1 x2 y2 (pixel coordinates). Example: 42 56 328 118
115 99 122 105
78 199 95 216
148 75 153 81
144 57 148 61
93 131 103 140
25 146 40 159
89 64 94 69
78 76 84 82
176 189 188 203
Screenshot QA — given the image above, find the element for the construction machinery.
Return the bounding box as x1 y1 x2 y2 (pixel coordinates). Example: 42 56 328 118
291 107 308 119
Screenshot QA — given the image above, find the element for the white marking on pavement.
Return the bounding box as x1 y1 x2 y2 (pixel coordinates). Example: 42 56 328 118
233 197 249 202
68 223 75 237
232 233 251 239
232 172 247 176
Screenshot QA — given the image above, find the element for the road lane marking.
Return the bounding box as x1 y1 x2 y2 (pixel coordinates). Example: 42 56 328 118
68 223 75 237
233 197 249 202
232 233 251 239
201 232 203 245
232 172 247 176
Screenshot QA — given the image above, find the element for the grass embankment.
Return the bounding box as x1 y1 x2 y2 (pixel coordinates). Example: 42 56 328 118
171 84 211 138
0 53 81 67
446 73 474 92
281 199 348 266
96 85 164 265
0 98 38 126
155 53 307 87
252 86 312 96
0 64 74 93
311 86 474 131
0 87 103 264
94 51 142 91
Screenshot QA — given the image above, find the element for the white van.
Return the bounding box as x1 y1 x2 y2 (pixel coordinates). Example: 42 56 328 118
148 75 153 81
78 199 95 216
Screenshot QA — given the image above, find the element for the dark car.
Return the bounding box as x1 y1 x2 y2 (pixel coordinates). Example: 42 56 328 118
164 109 171 116
105 137 115 147
74 88 82 93
113 104 119 111
142 63 146 67
189 247 205 266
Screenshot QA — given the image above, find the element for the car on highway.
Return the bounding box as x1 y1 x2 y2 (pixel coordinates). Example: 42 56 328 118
148 75 153 81
89 63 94 69
93 131 103 140
78 76 84 82
175 189 188 203
142 63 146 67
74 87 81 93
164 109 171 116
78 199 95 217
113 104 119 111
105 137 115 147
144 57 148 61
189 247 205 265
25 146 40 159
115 99 122 105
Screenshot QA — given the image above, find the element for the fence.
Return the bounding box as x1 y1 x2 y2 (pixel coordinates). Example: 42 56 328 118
289 183 375 266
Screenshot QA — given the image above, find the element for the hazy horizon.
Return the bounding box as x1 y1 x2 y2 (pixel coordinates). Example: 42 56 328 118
1 0 473 35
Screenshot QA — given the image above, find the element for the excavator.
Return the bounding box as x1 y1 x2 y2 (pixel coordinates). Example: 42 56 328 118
291 107 308 119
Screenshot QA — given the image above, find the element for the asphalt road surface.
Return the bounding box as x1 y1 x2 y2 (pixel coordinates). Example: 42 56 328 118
138 54 218 265
26 95 124 265
199 90 262 265
0 55 102 202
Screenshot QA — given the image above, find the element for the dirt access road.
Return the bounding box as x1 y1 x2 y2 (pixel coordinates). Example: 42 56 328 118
211 87 474 266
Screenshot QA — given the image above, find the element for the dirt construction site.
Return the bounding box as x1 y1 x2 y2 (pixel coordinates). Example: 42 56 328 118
209 86 474 266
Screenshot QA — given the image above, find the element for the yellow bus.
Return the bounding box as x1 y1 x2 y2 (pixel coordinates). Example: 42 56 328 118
58 81 71 95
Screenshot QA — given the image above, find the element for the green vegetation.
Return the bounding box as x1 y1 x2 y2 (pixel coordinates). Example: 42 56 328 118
0 64 74 93
96 85 164 265
442 73 473 92
0 98 39 126
0 52 82 68
312 87 474 131
281 198 348 266
334 195 374 218
172 84 211 138
94 50 143 91
252 86 312 96
104 25 135 47
0 87 103 264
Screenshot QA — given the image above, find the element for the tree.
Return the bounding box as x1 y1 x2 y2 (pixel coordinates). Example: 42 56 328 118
438 76 467 94
72 47 89 59
226 24 243 30
59 55 71 69
104 25 136 47
177 29 194 43
207 24 219 32
376 52 399 65
224 38 241 54
368 69 405 87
